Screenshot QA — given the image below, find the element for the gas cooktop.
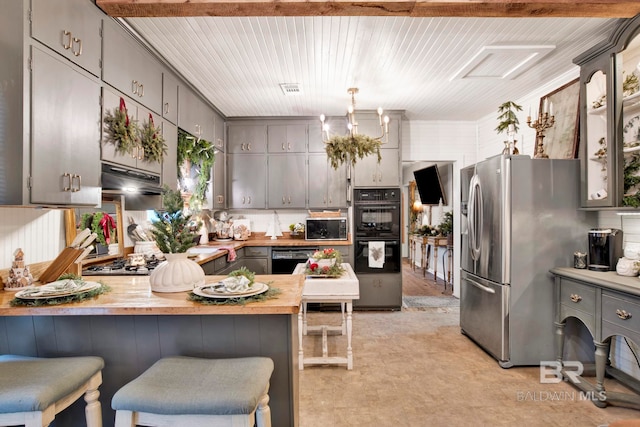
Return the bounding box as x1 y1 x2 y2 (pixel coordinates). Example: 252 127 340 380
82 256 161 276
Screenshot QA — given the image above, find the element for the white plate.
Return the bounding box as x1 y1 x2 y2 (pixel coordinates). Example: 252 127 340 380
15 280 101 300
193 282 269 299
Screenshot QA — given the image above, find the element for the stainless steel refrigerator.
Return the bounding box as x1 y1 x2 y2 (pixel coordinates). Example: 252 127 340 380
460 155 594 368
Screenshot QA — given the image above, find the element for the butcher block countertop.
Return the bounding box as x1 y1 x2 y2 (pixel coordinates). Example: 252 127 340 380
188 232 352 265
0 274 304 316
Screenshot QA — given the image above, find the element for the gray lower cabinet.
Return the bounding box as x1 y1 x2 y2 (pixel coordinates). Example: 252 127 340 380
268 155 306 208
101 87 163 176
103 18 163 115
30 0 102 77
30 46 101 206
308 154 348 208
228 154 267 208
353 273 402 310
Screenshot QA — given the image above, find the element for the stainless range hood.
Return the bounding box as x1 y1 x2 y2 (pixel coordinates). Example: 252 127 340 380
101 163 163 210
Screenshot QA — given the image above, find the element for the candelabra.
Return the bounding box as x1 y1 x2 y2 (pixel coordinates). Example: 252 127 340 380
527 108 555 159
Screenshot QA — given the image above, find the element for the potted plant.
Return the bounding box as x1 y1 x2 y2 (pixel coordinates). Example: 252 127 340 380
438 211 454 244
495 101 523 135
289 222 305 239
148 186 205 292
306 248 345 276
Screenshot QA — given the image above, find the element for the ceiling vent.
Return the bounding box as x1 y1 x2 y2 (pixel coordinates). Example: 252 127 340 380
280 83 302 96
449 44 555 81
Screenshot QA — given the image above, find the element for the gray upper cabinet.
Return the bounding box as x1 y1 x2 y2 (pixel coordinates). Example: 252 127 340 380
101 87 163 175
162 120 178 191
207 151 226 210
267 124 307 153
354 148 400 187
228 154 266 208
214 112 225 152
30 0 102 78
228 124 267 153
103 19 163 115
162 72 179 125
178 85 214 142
354 112 401 148
268 155 306 208
31 46 101 206
308 154 348 208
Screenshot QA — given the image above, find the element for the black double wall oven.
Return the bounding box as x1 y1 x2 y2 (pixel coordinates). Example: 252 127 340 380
353 188 402 274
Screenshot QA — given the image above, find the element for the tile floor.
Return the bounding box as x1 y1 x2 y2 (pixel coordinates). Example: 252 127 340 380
298 265 640 427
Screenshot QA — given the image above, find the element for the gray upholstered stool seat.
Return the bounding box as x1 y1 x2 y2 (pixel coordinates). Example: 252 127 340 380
0 354 104 427
112 356 274 427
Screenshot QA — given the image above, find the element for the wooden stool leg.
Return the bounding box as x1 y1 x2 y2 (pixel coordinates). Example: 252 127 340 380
256 384 271 427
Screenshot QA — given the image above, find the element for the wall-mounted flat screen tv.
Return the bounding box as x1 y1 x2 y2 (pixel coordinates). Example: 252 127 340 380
413 165 447 206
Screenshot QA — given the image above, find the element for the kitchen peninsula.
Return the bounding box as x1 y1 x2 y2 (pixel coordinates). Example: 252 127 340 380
0 274 304 427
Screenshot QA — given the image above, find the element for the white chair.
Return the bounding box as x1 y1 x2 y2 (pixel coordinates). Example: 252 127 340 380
112 356 273 427
0 354 104 427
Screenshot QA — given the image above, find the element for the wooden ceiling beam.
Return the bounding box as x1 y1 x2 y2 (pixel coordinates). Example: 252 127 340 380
95 1 640 18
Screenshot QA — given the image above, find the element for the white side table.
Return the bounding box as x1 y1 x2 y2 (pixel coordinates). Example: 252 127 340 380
293 263 360 370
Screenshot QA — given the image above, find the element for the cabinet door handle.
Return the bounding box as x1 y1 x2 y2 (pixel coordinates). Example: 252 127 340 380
62 30 72 50
247 143 252 151
323 196 327 204
63 172 72 191
138 83 144 97
282 196 286 204
570 294 582 303
617 309 632 320
241 143 245 151
242 196 245 204
282 143 285 151
248 196 251 204
138 146 144 160
132 80 138 95
329 196 332 204
72 37 82 56
164 102 170 115
288 195 291 204
288 142 291 151
71 174 81 192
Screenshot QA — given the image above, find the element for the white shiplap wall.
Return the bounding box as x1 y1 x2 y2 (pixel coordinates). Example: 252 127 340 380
0 208 65 270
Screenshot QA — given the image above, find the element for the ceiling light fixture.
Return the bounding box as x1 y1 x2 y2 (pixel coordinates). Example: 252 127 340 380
319 88 389 169
320 87 389 142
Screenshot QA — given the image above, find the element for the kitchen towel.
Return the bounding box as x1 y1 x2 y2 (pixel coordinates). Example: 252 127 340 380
218 246 237 262
368 241 385 268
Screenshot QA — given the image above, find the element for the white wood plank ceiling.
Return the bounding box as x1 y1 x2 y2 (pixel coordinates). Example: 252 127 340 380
124 16 619 120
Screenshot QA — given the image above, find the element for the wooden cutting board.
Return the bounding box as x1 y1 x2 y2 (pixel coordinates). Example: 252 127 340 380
38 247 84 284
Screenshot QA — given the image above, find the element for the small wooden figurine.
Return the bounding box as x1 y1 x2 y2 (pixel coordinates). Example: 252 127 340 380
6 248 34 290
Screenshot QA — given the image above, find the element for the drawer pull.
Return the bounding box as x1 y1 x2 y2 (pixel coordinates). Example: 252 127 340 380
617 309 632 320
570 294 582 303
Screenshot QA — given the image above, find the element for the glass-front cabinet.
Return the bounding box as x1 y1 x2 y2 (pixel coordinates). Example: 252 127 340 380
576 15 640 208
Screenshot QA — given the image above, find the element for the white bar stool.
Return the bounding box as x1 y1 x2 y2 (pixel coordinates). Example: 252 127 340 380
0 354 104 427
112 356 274 427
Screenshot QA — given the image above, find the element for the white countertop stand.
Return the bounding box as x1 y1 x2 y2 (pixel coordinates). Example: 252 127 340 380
293 263 360 370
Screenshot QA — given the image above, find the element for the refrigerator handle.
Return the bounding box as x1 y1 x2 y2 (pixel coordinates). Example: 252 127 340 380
469 175 482 261
462 277 496 294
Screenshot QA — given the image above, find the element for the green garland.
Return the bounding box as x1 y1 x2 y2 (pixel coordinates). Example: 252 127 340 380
104 99 138 156
177 128 215 207
140 114 168 163
325 134 382 169
188 286 280 305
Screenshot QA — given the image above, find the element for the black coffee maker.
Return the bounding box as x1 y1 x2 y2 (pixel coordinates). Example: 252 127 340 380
588 228 623 271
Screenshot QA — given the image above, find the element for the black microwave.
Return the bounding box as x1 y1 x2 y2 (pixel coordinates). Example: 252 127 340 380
305 218 348 240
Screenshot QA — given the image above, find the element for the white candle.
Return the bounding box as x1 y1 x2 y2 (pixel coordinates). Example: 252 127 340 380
549 102 554 117
544 98 548 114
